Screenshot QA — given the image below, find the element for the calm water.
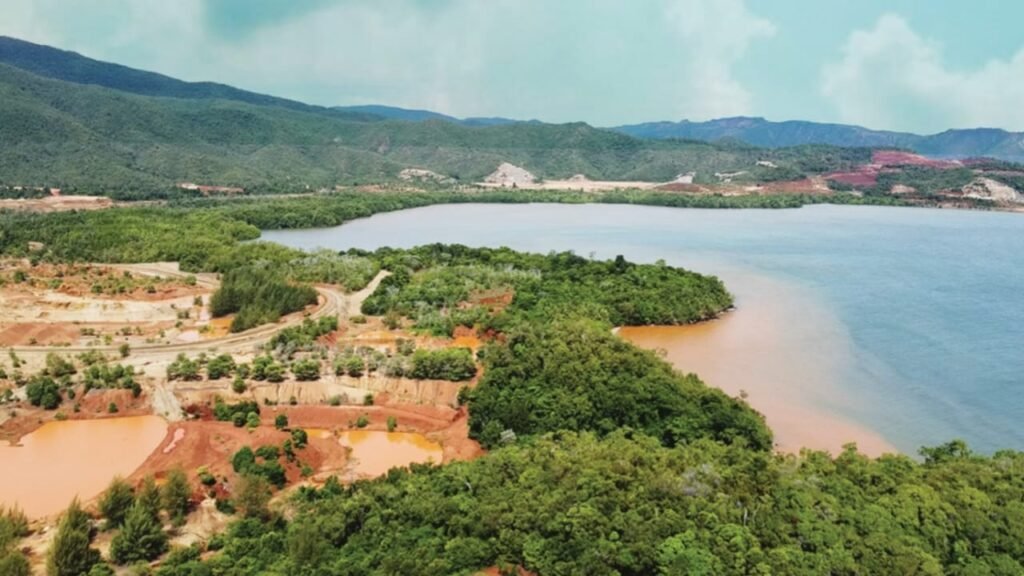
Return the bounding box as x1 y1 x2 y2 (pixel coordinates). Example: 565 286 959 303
264 204 1024 454
338 430 443 477
0 416 167 518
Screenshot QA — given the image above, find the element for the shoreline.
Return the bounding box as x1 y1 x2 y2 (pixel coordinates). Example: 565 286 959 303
619 267 897 458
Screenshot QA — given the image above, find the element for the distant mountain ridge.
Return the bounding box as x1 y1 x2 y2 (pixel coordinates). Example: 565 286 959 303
333 104 531 127
612 117 1024 163
0 36 377 122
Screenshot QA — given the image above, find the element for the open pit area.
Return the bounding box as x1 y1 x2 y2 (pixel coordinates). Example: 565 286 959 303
0 260 485 572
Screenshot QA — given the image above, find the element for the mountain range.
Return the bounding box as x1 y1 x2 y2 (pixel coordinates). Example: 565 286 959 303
0 34 1022 201
611 117 1024 163
0 36 877 198
331 104 1024 164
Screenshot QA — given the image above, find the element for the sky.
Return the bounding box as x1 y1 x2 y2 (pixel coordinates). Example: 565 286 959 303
3 0 1024 133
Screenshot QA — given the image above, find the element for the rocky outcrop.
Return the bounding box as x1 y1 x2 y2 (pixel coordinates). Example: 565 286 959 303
484 163 537 187
961 178 1024 203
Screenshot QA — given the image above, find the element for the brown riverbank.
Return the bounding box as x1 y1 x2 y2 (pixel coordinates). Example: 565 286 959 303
620 268 895 457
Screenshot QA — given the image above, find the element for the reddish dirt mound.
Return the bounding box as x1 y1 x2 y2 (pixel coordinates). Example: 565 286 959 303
825 168 879 187
130 420 335 489
872 150 961 168
654 182 704 192
760 179 828 194
0 389 151 442
0 322 80 346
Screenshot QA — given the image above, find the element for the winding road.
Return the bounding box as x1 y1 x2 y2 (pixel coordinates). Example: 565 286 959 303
6 266 388 360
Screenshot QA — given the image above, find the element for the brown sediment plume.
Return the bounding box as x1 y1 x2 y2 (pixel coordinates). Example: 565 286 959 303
620 268 896 458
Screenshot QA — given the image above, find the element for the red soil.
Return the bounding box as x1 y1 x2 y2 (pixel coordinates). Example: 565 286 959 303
872 150 961 168
0 389 151 442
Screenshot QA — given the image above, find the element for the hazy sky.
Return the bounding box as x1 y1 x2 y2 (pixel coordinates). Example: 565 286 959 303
3 0 1024 133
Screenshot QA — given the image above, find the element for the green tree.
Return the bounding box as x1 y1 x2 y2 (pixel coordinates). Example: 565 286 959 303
47 499 99 576
98 477 134 528
291 358 321 381
136 476 161 519
274 414 288 430
234 474 272 519
161 468 192 525
109 502 168 565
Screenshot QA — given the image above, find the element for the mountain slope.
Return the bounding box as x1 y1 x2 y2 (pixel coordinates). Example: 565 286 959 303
613 117 1024 163
0 57 876 198
0 35 377 121
334 104 525 126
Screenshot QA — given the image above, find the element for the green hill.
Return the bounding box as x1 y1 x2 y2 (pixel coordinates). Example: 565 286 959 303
0 44 871 199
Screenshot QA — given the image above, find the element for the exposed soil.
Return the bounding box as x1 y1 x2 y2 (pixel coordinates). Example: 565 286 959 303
0 195 113 213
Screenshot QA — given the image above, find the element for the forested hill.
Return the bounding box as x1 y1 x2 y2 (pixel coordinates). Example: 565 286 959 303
0 36 375 120
0 37 876 198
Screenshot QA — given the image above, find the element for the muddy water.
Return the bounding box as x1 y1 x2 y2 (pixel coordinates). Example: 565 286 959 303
0 416 167 518
619 268 896 456
338 431 443 477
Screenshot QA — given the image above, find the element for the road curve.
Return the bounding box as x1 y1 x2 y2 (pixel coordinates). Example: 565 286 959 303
5 266 391 358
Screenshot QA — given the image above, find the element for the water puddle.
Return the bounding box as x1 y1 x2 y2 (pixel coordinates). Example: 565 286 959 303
0 415 168 518
338 430 443 477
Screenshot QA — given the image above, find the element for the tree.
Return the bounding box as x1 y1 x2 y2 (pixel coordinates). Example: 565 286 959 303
109 502 167 564
232 447 256 474
274 414 289 430
98 477 134 528
25 375 61 410
345 355 365 377
136 476 161 519
47 499 100 576
234 474 272 519
291 358 321 381
161 468 192 524
206 354 236 380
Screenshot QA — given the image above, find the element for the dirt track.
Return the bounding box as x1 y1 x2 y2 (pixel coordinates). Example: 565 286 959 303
5 265 375 360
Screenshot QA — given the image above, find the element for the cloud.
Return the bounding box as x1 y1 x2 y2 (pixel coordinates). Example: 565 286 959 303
664 0 776 120
0 0 775 125
822 13 1024 132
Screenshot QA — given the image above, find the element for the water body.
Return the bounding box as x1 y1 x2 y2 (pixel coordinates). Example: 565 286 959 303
0 416 167 518
338 431 443 477
264 203 1024 455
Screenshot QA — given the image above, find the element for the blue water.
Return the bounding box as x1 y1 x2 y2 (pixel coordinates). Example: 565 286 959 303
263 203 1024 454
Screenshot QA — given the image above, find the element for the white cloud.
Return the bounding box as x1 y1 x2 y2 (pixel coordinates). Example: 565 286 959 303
822 13 1024 132
663 0 776 120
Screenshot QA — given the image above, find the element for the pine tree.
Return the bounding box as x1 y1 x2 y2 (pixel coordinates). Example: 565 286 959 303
161 467 192 525
109 502 167 565
136 476 161 519
98 477 134 528
46 499 99 576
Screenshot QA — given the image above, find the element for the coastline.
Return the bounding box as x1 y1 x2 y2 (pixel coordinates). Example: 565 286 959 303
619 267 897 457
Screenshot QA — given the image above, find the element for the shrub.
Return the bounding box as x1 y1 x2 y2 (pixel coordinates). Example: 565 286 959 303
291 358 321 381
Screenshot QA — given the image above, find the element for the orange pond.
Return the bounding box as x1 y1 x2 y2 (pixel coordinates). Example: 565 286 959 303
0 416 167 518
619 268 896 457
338 431 443 478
